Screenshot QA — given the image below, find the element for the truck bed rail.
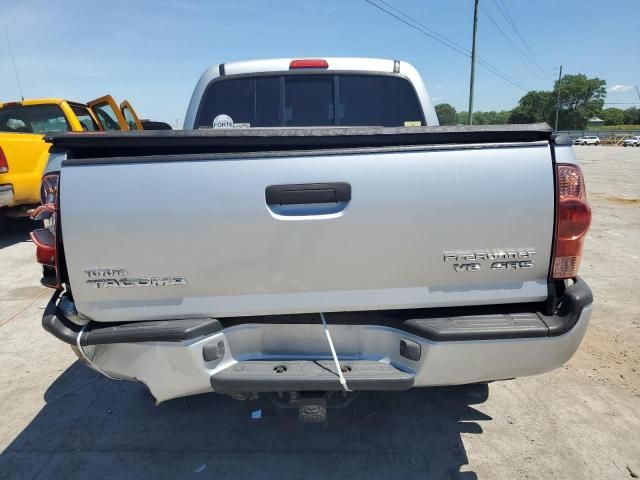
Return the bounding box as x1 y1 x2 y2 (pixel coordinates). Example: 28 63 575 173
46 124 552 159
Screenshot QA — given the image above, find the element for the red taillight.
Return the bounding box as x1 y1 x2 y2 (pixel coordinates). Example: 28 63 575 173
289 59 329 69
0 146 8 173
40 174 59 205
31 173 61 288
32 228 56 265
552 164 591 279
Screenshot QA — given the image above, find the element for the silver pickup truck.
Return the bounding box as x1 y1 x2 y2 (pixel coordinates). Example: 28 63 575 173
33 58 592 419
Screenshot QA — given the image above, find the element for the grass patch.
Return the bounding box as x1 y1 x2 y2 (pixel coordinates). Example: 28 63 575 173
588 125 640 131
606 196 640 205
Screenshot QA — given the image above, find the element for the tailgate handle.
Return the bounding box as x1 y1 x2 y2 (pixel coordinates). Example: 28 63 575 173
265 183 351 205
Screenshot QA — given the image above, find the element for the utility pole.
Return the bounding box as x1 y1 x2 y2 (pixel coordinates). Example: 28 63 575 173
467 0 479 125
635 85 640 101
554 65 563 132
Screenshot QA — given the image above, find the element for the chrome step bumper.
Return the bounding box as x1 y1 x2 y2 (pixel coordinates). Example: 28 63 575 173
211 360 414 393
42 279 592 403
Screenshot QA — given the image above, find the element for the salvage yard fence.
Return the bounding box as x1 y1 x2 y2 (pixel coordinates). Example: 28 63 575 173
556 130 640 146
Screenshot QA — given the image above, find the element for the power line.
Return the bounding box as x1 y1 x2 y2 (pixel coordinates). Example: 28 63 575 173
474 60 529 91
364 0 531 92
372 0 530 90
445 84 526 105
365 0 470 56
493 0 552 74
479 3 551 83
374 0 534 92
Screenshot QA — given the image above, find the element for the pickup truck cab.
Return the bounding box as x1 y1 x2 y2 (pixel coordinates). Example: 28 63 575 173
0 96 142 216
34 58 593 419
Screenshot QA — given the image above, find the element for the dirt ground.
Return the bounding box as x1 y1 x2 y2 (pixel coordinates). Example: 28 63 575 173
0 145 638 479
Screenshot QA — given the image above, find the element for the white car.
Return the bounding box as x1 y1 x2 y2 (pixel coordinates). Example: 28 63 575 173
574 136 600 146
623 136 640 147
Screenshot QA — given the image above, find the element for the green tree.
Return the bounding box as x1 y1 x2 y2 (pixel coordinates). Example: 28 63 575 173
435 103 457 125
554 74 606 129
508 74 607 129
508 90 554 124
497 111 511 124
623 107 640 125
453 110 511 125
473 111 488 125
481 110 510 124
600 108 625 126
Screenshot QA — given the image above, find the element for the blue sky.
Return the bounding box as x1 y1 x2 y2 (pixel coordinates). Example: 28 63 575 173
1 0 638 126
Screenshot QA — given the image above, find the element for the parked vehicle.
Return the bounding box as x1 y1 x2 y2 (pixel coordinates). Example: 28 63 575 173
0 96 142 216
622 135 640 147
140 119 172 130
34 58 592 420
573 135 600 146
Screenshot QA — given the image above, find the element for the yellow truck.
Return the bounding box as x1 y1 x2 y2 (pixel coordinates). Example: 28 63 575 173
0 95 142 216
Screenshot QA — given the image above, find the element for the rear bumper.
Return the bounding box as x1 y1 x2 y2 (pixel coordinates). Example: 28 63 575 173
0 184 13 208
43 279 592 403
0 183 37 215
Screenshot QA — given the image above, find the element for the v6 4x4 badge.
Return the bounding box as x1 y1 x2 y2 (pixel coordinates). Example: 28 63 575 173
443 250 536 272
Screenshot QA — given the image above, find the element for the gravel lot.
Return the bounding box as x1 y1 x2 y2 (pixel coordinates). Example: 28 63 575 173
1 145 638 479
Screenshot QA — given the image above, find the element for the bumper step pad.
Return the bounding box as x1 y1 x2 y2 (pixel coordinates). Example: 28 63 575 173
403 312 548 341
210 360 415 393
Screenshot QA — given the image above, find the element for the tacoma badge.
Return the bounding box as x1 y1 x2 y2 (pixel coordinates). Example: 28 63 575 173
84 267 187 288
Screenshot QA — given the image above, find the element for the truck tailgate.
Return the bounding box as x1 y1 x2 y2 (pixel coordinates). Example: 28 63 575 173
55 127 555 322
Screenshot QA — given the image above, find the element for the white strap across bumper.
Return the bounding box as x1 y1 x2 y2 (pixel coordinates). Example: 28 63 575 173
320 312 351 392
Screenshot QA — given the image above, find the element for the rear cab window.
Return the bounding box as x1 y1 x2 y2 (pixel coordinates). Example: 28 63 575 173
121 107 138 130
195 73 425 129
0 104 70 134
120 101 143 131
91 102 122 131
69 104 100 132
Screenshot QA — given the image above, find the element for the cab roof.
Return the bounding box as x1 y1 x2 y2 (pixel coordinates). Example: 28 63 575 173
221 57 400 76
0 98 85 108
